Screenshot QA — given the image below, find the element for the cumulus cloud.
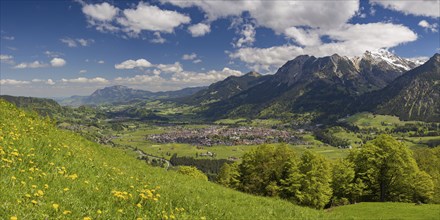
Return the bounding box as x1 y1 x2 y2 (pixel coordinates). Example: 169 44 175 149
156 62 183 73
0 79 30 85
234 23 256 48
115 59 153 69
82 2 119 32
98 60 105 64
32 79 55 85
171 67 242 83
371 0 440 18
182 53 197 60
150 32 166 44
0 54 14 64
193 59 202 64
284 27 322 47
79 69 87 74
162 0 359 32
117 2 190 36
188 23 211 37
60 37 94 47
418 20 439 32
230 23 418 71
50 58 66 67
13 61 47 69
61 77 109 84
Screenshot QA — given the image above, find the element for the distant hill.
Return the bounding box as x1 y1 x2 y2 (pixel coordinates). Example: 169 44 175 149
359 53 440 122
0 95 67 117
179 71 270 105
57 85 205 106
203 50 423 120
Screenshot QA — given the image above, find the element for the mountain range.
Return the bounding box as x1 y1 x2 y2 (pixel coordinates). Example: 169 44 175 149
52 50 438 122
57 85 205 106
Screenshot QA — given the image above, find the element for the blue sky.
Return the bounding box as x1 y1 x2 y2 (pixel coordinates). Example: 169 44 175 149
1 0 439 97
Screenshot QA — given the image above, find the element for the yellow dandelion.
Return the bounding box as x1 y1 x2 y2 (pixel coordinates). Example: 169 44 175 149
83 217 92 220
31 200 37 205
52 203 59 210
63 210 71 215
44 184 49 189
37 190 44 196
10 216 18 220
11 176 16 180
136 203 142 208
136 218 143 220
63 188 69 192
31 185 37 188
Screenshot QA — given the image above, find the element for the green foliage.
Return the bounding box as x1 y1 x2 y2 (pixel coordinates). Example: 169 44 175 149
295 151 333 209
331 159 365 205
217 162 240 189
176 166 208 181
239 144 296 197
348 135 434 202
413 147 440 203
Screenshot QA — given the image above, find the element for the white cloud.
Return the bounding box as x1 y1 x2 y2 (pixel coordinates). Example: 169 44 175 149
77 38 95 46
284 27 321 47
61 37 94 47
150 32 166 44
371 0 440 18
1 36 14 40
0 79 30 85
156 62 183 73
60 38 77 47
230 23 418 71
230 45 304 71
193 59 202 64
117 2 190 36
13 61 47 69
98 60 105 64
82 2 119 21
234 23 255 48
418 20 439 32
182 53 197 60
115 59 153 69
114 74 164 85
79 69 87 74
171 67 242 84
50 58 66 67
44 51 63 58
61 77 109 84
188 23 211 37
0 54 14 64
46 79 55 85
162 0 359 32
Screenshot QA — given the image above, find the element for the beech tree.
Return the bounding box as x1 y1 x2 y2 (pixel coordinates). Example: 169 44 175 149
295 151 332 209
217 162 240 189
331 159 365 205
348 135 434 202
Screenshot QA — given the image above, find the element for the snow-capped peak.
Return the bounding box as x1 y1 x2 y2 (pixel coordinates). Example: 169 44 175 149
361 49 420 71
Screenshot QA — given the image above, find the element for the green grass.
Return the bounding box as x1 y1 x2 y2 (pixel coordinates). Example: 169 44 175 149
0 100 324 219
326 202 440 220
345 112 408 130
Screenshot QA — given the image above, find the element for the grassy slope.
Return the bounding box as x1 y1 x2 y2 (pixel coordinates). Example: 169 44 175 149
0 100 322 219
326 202 440 220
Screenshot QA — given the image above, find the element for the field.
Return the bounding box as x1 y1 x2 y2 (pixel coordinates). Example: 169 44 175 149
113 125 349 161
326 202 440 220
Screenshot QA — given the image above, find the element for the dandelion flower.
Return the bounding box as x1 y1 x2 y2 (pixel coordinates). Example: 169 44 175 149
63 210 71 215
83 217 92 220
52 203 59 210
10 216 18 220
31 200 37 205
